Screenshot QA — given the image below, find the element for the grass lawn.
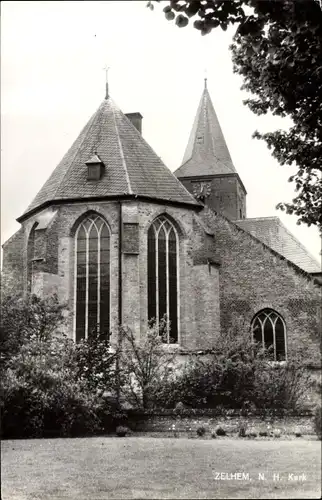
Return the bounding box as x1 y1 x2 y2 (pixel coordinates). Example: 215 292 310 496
1 437 321 499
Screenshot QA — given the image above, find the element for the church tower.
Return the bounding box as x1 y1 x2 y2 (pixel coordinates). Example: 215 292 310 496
174 80 247 220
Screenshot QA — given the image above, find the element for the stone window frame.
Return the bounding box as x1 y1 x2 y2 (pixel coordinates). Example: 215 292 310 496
147 214 180 344
73 213 111 342
251 308 287 362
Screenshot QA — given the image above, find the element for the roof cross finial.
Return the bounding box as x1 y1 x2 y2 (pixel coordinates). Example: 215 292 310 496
103 65 110 99
204 68 208 89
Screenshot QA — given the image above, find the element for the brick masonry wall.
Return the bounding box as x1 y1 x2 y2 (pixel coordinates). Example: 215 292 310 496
180 174 246 220
136 201 220 349
127 411 315 435
200 207 321 365
2 200 220 349
3 199 320 364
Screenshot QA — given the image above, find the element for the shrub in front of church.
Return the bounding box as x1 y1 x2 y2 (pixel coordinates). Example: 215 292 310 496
0 292 66 370
251 358 311 411
115 425 129 437
0 335 105 438
152 330 310 412
117 321 177 410
196 426 206 437
0 293 121 437
153 329 259 409
74 329 118 396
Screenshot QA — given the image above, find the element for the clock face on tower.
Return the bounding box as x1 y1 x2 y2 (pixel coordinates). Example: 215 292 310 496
192 181 212 201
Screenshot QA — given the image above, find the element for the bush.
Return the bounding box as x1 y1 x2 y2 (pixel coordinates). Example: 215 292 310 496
0 335 116 438
238 424 247 437
248 428 258 438
175 401 186 412
153 328 311 413
314 406 321 440
252 360 310 411
74 330 117 395
196 426 206 437
0 293 67 370
273 429 282 438
216 426 226 436
116 425 129 437
119 320 176 410
1 366 102 438
0 289 124 439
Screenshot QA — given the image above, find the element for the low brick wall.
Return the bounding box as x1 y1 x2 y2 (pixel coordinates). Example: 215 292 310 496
127 410 315 435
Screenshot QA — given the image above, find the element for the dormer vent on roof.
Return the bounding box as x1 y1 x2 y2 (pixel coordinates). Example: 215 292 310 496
125 112 143 134
85 154 105 181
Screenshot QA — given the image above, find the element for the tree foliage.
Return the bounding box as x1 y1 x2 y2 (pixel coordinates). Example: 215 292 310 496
1 336 103 438
0 294 119 438
0 293 67 369
118 320 176 409
74 331 117 395
153 0 322 230
153 328 312 412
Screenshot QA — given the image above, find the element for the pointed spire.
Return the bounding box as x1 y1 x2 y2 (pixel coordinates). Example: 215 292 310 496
174 81 236 177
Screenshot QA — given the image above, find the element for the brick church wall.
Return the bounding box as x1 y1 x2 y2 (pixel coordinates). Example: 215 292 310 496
136 201 220 350
179 174 246 220
4 200 318 365
200 207 321 366
2 200 220 349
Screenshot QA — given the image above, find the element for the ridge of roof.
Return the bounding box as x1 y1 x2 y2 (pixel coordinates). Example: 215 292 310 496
174 84 236 178
21 96 199 219
111 103 133 194
236 216 279 222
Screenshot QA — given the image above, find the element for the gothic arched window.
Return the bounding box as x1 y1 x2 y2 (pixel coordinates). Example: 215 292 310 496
74 214 110 341
147 215 179 343
252 309 287 361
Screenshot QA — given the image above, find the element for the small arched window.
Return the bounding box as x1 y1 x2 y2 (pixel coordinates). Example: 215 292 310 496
74 214 110 341
252 309 287 361
147 215 179 343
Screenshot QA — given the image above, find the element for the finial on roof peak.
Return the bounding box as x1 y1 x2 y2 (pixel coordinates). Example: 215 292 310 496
204 67 208 89
103 65 110 99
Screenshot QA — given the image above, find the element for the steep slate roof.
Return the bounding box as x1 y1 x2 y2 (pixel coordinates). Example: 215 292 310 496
22 96 198 219
174 80 236 178
235 217 321 273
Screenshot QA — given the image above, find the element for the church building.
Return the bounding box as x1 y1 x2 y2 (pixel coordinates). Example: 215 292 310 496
2 80 321 365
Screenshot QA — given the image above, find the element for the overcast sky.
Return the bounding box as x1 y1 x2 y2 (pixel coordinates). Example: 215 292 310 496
1 0 321 262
